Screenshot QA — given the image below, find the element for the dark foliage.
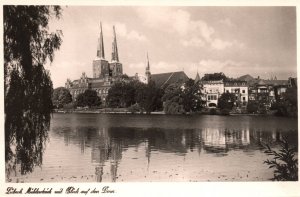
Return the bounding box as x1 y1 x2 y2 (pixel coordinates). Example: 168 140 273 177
162 80 204 114
247 100 259 113
275 87 297 117
106 81 139 108
76 89 101 108
201 72 227 81
52 87 72 108
218 93 236 110
136 81 163 114
264 137 298 181
4 6 62 178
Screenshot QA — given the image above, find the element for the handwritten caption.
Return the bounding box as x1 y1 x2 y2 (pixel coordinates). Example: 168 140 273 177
6 186 115 195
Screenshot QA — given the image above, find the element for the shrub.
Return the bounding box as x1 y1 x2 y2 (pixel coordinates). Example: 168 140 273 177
264 137 298 181
247 101 259 113
128 103 141 114
209 108 217 115
220 108 231 115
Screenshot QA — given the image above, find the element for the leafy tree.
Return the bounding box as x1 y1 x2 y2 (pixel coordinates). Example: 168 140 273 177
201 72 227 81
106 80 140 108
276 87 297 117
52 87 72 108
76 89 101 108
136 81 163 114
218 93 236 110
162 80 204 114
182 79 205 112
4 6 62 177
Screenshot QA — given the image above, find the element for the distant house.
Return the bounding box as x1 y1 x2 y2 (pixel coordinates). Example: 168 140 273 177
201 80 224 107
224 80 248 106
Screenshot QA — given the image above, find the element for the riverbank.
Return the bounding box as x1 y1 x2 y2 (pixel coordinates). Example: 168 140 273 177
53 108 283 117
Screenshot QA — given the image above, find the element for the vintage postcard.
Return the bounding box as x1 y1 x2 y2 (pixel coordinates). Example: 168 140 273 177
1 0 299 196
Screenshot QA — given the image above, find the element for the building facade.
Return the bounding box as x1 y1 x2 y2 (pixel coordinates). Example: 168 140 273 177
224 80 248 105
65 23 123 102
202 80 224 107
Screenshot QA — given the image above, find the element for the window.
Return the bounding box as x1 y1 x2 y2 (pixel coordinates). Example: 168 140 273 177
242 97 246 101
242 90 245 93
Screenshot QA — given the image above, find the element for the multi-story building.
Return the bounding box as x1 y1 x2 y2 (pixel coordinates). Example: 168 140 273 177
224 80 248 106
65 23 123 102
65 22 189 105
201 80 224 107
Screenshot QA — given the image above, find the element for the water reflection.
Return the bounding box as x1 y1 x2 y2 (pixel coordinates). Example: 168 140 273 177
5 113 50 181
49 125 297 182
6 114 298 182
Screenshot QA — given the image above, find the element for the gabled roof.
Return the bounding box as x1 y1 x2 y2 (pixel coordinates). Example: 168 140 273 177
151 71 189 88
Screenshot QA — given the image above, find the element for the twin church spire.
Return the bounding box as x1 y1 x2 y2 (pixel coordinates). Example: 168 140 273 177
97 22 105 59
96 22 119 62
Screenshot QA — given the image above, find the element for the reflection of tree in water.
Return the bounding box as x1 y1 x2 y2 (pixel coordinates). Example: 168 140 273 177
4 6 62 181
53 124 297 182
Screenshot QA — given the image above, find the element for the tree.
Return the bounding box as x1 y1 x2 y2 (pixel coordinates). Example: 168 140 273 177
76 89 101 108
52 87 72 108
106 80 139 108
218 93 236 110
182 79 205 112
4 6 62 176
201 72 227 81
136 81 163 114
276 87 297 117
162 80 204 114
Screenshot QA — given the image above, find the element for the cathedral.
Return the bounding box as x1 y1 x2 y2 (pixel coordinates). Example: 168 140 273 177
65 22 189 104
65 23 125 102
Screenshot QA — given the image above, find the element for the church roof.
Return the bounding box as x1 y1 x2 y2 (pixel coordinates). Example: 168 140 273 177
151 71 189 88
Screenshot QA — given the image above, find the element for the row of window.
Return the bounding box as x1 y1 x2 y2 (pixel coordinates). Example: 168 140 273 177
72 88 109 95
207 95 217 101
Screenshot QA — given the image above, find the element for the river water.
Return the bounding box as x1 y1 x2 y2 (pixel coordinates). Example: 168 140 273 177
7 113 298 182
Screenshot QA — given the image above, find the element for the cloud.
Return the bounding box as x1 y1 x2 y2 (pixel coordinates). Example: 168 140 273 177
181 37 205 47
219 18 234 27
136 7 243 50
211 39 233 50
103 22 147 42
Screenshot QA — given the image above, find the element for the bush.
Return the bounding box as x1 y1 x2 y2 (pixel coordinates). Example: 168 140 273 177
220 108 231 115
247 101 259 113
128 103 142 114
63 102 75 110
164 100 185 114
209 108 217 115
264 137 298 181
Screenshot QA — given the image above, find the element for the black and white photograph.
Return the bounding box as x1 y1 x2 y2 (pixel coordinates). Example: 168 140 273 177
2 2 299 197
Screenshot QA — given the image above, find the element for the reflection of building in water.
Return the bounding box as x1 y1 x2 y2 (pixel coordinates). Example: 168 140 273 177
202 128 250 153
91 128 123 182
202 128 226 149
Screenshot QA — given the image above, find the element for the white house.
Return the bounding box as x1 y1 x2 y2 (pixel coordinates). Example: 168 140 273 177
202 80 224 107
224 80 248 105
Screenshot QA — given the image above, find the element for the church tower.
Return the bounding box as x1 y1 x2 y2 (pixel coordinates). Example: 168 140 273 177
109 26 123 77
195 71 200 83
93 22 109 78
145 52 151 84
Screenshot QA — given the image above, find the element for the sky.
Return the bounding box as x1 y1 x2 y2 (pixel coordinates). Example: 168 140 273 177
46 6 297 88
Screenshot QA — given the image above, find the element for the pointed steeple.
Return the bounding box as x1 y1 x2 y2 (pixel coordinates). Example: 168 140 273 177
146 52 150 71
111 26 119 62
97 22 105 59
145 52 151 84
195 71 200 83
